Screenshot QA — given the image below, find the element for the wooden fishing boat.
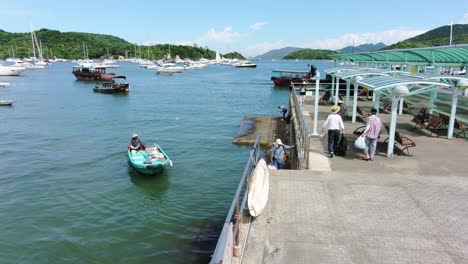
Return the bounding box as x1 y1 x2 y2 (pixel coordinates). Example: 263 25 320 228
128 144 173 175
0 100 13 106
93 76 129 93
72 65 117 81
271 69 310 87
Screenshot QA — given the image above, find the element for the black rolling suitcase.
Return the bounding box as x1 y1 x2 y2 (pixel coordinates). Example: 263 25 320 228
336 135 348 156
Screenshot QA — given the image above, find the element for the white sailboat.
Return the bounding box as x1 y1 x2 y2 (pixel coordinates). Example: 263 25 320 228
0 65 26 76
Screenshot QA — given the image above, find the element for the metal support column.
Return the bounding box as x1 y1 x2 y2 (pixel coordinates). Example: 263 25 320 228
387 96 399 157
374 92 380 114
352 82 358 123
398 98 404 115
331 75 335 102
448 86 458 139
428 89 438 114
312 73 320 136
345 80 350 106
334 77 340 105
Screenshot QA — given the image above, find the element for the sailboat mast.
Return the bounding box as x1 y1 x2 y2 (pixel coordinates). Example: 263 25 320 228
31 31 36 59
38 39 43 60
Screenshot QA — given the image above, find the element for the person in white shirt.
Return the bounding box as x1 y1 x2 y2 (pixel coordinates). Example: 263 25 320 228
321 105 345 157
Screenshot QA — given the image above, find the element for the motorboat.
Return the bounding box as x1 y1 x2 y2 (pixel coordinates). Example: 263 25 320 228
93 76 129 93
0 65 26 76
128 144 173 174
0 82 10 88
0 100 13 106
155 64 185 75
234 61 257 68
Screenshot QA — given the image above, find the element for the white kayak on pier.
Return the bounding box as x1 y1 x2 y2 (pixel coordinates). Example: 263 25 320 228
247 158 270 217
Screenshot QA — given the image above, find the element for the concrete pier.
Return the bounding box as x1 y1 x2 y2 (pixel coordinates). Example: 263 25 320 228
233 116 291 147
238 95 468 263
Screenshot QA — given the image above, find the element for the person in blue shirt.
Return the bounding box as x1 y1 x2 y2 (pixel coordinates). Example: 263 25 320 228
270 139 295 169
278 105 288 120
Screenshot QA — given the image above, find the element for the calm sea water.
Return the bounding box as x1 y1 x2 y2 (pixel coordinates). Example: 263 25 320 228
0 59 333 263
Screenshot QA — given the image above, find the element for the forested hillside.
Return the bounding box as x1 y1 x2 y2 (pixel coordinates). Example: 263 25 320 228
0 28 244 60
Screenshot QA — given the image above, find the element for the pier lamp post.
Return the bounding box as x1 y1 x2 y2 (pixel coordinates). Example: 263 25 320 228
447 79 468 138
387 85 409 157
352 75 363 123
312 71 321 136
334 71 341 105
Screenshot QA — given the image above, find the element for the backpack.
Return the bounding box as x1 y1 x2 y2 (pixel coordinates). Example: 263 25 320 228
335 135 348 156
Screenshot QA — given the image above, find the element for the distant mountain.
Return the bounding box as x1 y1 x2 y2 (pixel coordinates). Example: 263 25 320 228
383 24 468 50
284 49 337 60
254 46 303 60
338 42 386 54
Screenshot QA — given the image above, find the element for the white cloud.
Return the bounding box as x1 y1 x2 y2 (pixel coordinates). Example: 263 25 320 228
250 22 267 32
199 27 241 43
0 9 49 17
305 28 427 50
460 13 468 24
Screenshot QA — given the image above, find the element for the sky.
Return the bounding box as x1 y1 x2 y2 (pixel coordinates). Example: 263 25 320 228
0 0 467 57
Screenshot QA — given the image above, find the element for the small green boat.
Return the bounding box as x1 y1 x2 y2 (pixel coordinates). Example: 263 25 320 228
128 144 173 175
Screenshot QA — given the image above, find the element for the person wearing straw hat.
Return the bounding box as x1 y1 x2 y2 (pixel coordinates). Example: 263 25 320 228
270 138 295 169
128 133 146 153
321 105 345 158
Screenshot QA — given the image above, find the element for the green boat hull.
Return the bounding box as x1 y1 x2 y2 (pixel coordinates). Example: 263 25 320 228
128 145 172 175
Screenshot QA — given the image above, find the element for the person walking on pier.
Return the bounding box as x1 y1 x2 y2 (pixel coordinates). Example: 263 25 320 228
278 105 288 120
299 81 307 106
360 108 382 161
321 105 344 158
270 139 295 169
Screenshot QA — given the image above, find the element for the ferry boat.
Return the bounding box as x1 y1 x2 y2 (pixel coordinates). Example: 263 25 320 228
270 69 310 87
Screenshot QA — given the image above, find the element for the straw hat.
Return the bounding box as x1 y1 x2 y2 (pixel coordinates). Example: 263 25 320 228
132 133 138 138
330 105 340 113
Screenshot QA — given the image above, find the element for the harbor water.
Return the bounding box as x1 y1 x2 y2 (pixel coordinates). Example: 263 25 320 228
0 60 333 263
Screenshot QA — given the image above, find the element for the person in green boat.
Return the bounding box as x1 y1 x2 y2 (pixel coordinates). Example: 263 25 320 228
128 133 146 153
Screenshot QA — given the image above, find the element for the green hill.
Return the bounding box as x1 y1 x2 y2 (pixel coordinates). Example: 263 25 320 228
284 49 337 60
338 42 386 53
254 46 303 60
0 28 244 60
382 24 468 50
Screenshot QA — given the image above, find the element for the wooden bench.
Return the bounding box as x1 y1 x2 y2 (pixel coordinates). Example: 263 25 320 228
357 106 370 120
425 115 445 137
455 119 468 138
384 124 416 156
411 110 429 129
438 113 468 138
353 125 383 139
379 98 392 112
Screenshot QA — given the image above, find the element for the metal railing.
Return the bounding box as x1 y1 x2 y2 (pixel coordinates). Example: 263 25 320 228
210 136 261 264
290 83 311 169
